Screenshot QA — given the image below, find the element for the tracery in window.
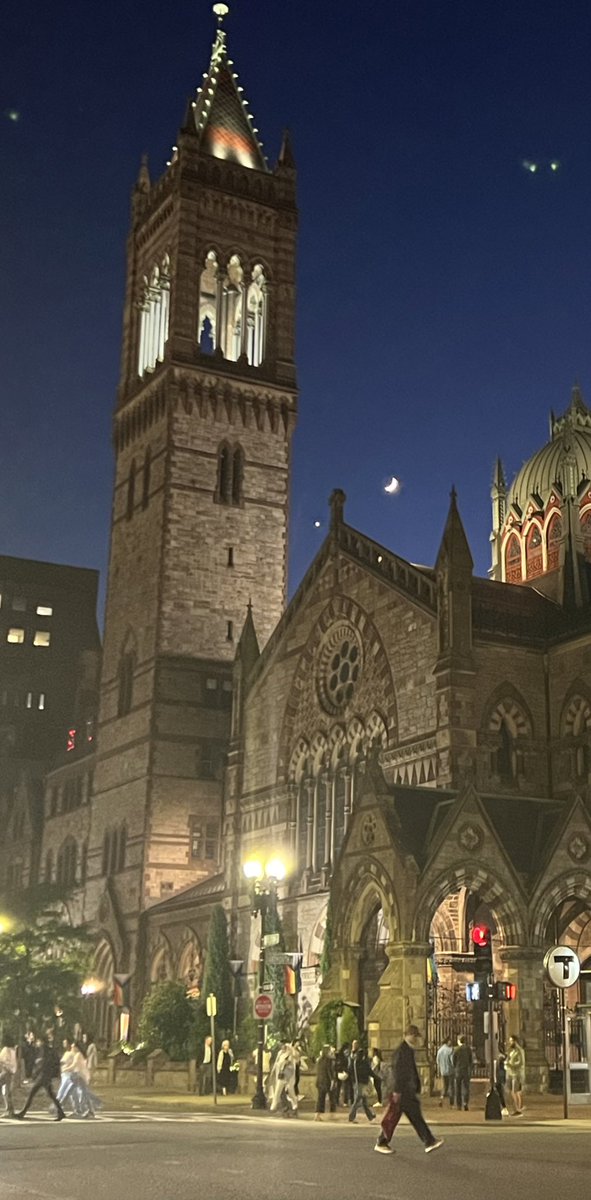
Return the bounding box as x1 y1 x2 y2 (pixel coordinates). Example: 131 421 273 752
488 695 531 787
138 254 170 377
504 533 521 583
546 513 562 572
198 251 218 354
562 694 591 781
221 254 244 362
246 264 267 366
526 523 543 579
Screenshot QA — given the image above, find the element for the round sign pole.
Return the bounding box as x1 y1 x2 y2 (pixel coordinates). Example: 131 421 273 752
544 946 581 1121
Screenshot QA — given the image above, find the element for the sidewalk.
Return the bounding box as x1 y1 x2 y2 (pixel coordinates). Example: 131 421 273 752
88 1082 591 1126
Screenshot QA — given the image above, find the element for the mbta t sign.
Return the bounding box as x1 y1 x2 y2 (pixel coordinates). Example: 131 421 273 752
544 945 581 989
254 992 274 1021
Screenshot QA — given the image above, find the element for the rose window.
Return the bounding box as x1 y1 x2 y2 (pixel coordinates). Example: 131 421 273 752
317 624 363 714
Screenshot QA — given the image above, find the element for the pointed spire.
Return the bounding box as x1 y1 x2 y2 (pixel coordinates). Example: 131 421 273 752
492 457 506 494
189 3 267 171
436 487 474 573
277 128 296 170
329 488 346 530
236 600 260 676
135 153 150 194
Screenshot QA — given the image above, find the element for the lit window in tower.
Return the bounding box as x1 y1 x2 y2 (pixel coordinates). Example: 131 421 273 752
246 264 267 366
222 255 244 361
138 253 171 376
198 251 218 354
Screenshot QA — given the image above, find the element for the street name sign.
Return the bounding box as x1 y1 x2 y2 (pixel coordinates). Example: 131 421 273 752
544 945 581 989
262 932 280 948
254 993 274 1020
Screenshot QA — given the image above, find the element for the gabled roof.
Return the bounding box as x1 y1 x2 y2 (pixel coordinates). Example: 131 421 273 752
189 13 267 171
383 785 456 868
479 793 563 877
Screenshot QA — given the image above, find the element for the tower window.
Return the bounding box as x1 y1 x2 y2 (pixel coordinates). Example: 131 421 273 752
7 628 25 644
198 250 218 354
227 620 234 641
216 442 244 506
126 460 136 520
33 631 51 647
246 264 268 366
138 254 171 377
221 254 244 362
12 597 26 611
36 604 53 616
38 693 45 710
227 547 234 567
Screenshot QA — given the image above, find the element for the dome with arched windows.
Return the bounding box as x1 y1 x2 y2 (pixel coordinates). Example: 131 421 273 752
507 386 591 514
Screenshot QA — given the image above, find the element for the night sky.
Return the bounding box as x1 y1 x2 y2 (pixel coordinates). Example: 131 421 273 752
2 0 591 621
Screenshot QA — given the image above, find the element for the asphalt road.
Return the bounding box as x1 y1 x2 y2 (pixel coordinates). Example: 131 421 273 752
0 1111 588 1200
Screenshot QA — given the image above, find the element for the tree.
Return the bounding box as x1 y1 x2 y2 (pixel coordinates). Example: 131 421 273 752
264 905 295 1045
203 904 234 1035
311 1000 359 1057
138 980 204 1060
0 884 92 1038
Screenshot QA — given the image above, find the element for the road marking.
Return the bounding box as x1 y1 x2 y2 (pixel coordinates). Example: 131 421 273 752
291 1182 317 1188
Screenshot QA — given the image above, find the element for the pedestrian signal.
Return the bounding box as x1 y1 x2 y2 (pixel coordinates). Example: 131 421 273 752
494 981 517 1002
466 982 481 1002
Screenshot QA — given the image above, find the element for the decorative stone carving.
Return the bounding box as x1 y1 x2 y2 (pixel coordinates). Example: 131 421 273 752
457 823 483 853
568 833 589 863
361 815 377 846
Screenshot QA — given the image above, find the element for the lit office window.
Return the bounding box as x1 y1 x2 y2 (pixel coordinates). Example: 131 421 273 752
33 631 51 647
7 628 25 644
36 604 53 617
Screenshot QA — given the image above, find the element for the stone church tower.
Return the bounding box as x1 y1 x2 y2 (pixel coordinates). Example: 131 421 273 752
85 5 297 979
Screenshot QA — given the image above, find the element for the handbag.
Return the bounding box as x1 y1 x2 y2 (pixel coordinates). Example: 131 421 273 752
337 1070 348 1082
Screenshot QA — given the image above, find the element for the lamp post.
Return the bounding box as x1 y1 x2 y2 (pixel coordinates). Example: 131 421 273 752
243 856 287 1110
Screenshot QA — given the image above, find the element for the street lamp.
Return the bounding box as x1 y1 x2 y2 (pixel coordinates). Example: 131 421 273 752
243 855 287 1110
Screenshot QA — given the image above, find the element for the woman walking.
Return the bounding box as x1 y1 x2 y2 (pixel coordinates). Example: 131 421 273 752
217 1039 238 1095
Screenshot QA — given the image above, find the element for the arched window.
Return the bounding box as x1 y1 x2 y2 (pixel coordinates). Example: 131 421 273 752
198 251 218 354
57 837 77 887
217 443 232 505
138 254 171 376
44 849 53 883
526 523 543 579
222 255 244 361
126 460 136 521
505 534 521 583
562 694 591 781
488 695 531 787
117 651 135 717
232 446 244 505
118 824 127 873
142 447 151 510
101 831 111 877
246 264 267 366
581 509 591 562
546 514 562 572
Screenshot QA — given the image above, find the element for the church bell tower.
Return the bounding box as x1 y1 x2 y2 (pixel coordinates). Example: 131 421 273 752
86 4 297 961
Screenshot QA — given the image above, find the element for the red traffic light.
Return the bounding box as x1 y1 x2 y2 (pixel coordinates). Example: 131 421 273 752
471 925 491 949
495 981 517 1002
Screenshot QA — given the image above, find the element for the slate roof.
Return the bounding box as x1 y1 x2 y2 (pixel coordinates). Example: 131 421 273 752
190 19 267 171
147 872 226 916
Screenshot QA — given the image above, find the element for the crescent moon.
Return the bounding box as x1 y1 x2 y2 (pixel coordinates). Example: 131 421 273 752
384 477 400 494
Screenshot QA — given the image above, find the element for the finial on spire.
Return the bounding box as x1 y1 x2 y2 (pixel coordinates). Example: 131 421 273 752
213 2 229 25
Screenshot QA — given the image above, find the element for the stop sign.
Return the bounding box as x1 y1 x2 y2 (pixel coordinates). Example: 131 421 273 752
253 992 274 1020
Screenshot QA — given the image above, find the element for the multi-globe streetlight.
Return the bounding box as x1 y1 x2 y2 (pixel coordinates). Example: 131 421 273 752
243 855 287 1109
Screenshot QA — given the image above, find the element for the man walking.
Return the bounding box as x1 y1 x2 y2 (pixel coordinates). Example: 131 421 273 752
506 1035 526 1115
436 1037 454 1106
198 1035 213 1095
453 1035 473 1111
374 1025 443 1155
348 1041 376 1124
15 1035 65 1121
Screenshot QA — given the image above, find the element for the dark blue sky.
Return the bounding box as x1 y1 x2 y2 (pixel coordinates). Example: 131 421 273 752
2 0 591 619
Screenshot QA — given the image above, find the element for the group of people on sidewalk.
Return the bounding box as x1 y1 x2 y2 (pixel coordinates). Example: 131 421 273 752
436 1033 526 1116
0 1029 101 1121
197 1036 240 1096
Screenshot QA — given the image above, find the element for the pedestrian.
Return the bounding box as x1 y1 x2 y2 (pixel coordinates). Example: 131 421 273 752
348 1040 376 1124
15 1035 66 1121
0 1033 17 1118
496 1051 509 1116
506 1035 526 1115
85 1033 98 1083
436 1037 454 1106
453 1035 473 1111
314 1044 336 1120
21 1030 36 1083
371 1048 383 1106
270 1042 298 1115
217 1038 238 1095
198 1035 214 1095
374 1024 443 1155
334 1043 351 1107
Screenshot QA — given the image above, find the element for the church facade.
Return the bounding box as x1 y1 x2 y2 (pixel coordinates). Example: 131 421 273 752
34 8 591 1088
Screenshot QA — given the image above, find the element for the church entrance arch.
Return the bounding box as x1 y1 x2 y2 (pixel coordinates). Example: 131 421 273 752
335 860 399 1035
358 904 389 1028
415 864 527 1076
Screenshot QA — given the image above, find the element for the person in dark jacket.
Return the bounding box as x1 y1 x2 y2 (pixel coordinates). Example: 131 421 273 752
453 1036 474 1111
348 1040 376 1124
314 1045 336 1120
16 1036 65 1120
374 1025 443 1155
334 1044 351 1106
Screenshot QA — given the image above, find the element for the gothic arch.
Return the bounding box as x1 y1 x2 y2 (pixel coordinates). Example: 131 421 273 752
150 937 173 984
413 862 527 947
530 871 591 946
334 857 400 950
560 685 591 737
481 682 533 737
177 931 203 985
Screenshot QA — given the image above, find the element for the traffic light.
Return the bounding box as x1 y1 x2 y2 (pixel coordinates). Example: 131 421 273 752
494 981 517 1002
471 924 493 974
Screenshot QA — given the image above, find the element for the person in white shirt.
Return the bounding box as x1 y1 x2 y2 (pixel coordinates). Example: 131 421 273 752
0 1035 18 1117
